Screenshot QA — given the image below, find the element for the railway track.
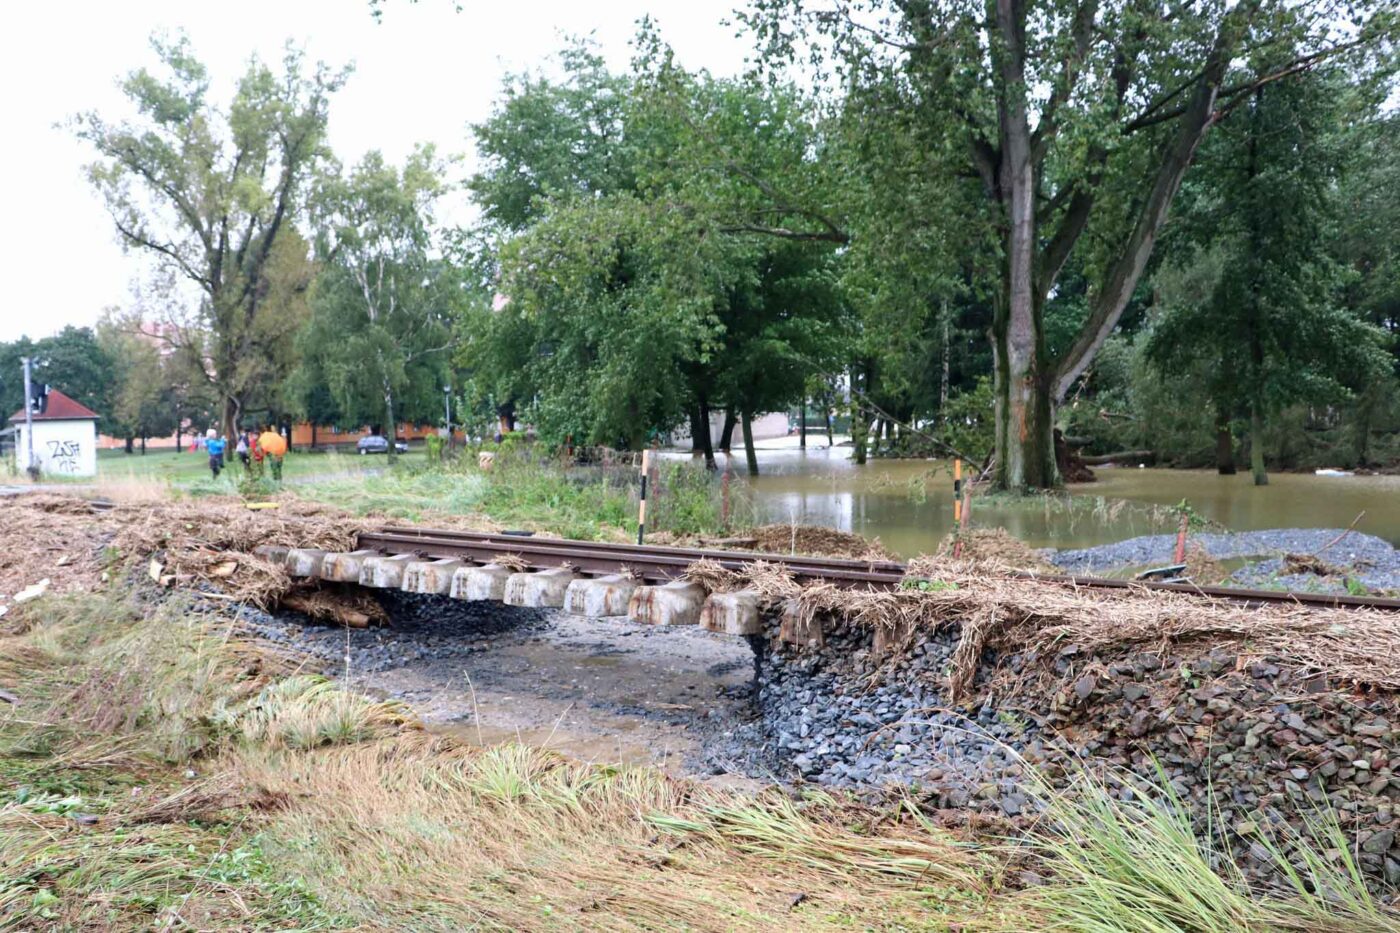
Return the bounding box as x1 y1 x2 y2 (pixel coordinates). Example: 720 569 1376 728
357 526 1400 612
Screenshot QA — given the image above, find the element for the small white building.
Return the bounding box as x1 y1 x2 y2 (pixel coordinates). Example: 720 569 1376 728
8 388 100 477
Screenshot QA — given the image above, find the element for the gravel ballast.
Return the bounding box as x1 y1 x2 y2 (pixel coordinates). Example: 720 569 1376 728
1051 527 1400 592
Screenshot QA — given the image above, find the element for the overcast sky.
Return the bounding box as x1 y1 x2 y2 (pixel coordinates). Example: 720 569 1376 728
0 0 748 343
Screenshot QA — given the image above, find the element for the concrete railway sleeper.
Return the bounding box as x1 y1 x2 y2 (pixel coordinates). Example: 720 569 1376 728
256 525 1400 650
355 526 1400 612
256 543 767 634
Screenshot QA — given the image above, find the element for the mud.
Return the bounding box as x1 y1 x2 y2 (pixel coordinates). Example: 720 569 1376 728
244 593 771 783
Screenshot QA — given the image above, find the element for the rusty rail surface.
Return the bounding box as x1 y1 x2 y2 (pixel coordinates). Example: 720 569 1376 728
355 526 1400 612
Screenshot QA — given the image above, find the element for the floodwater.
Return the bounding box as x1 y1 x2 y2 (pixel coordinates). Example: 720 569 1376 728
688 448 1400 557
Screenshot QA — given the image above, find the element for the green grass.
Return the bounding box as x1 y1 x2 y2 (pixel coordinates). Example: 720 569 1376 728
96 446 426 485
290 451 748 541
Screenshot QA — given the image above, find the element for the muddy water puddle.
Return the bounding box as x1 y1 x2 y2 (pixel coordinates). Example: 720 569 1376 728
672 449 1400 557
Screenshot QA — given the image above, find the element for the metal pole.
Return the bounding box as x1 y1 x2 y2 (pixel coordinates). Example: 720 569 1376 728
21 357 35 475
443 386 451 450
637 448 651 545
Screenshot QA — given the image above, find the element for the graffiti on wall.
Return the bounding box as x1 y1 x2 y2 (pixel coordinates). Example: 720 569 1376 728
45 439 82 473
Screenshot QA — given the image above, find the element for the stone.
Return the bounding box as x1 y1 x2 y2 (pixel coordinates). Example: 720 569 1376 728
563 574 637 617
319 549 379 583
1362 830 1395 855
451 563 512 601
504 567 579 608
402 559 462 596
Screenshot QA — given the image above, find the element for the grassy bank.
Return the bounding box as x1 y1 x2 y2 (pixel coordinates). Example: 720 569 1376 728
3 589 1395 930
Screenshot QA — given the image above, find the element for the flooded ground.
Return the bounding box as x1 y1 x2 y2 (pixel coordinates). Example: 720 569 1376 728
683 448 1400 557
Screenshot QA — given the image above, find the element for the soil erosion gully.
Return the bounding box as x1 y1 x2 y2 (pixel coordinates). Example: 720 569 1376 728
355 526 1400 612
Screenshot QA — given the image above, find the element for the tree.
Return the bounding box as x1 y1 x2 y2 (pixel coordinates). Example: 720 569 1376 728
1148 69 1390 485
737 0 1395 489
76 35 344 441
0 327 116 432
305 148 454 457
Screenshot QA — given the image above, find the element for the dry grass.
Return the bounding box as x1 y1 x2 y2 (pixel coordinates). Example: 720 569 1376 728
239 733 999 930
938 528 1055 572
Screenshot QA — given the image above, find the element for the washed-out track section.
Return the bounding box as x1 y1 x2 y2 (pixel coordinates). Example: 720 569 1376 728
254 525 1400 636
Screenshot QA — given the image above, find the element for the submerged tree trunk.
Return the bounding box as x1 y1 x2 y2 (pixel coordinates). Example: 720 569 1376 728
1249 407 1268 486
688 406 704 455
718 408 736 452
799 400 806 449
697 396 716 470
740 410 758 476
849 365 869 466
1215 407 1236 475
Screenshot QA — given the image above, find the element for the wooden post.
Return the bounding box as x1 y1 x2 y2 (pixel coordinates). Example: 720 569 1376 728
637 449 651 545
721 468 731 529
952 458 963 524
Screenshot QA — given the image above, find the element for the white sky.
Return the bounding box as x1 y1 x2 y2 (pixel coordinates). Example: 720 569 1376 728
0 0 748 342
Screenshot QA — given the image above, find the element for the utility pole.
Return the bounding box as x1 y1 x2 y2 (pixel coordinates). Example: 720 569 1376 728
21 357 36 476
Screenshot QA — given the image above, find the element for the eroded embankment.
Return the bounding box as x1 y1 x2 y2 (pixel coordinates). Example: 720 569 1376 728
738 560 1400 891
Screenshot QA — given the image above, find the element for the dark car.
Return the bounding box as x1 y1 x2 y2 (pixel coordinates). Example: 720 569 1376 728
356 435 409 455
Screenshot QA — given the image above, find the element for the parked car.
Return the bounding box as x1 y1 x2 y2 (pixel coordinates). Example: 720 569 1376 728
356 435 409 455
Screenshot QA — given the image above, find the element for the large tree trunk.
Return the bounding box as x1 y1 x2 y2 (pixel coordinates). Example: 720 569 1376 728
688 406 704 454
124 436 133 455
383 378 398 463
1249 406 1268 486
1215 406 1236 475
311 422 318 450
989 0 1058 492
718 409 736 452
799 400 806 449
221 396 241 450
740 410 759 476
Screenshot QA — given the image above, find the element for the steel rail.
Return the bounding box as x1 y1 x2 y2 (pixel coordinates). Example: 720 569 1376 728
356 526 1400 612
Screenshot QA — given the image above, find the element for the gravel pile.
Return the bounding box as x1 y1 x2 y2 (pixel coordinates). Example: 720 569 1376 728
754 616 1042 813
1052 528 1400 593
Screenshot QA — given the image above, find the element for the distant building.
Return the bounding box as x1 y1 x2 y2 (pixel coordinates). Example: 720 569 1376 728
7 388 100 476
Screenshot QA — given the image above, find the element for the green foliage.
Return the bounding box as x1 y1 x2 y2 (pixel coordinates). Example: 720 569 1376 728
76 34 343 436
303 146 455 441
0 327 116 432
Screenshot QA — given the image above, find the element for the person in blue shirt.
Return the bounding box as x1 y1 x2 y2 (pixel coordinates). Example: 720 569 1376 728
206 429 227 479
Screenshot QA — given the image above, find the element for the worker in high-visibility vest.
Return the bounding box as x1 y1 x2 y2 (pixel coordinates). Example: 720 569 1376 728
258 426 288 481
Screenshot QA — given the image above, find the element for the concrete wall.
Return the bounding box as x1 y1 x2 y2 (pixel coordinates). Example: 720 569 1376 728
17 420 98 476
671 412 791 446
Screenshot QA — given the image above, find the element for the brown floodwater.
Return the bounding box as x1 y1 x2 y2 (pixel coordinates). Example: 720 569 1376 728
690 449 1400 558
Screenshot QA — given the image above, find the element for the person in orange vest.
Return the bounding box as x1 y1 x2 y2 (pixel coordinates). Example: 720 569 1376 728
257 425 288 481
